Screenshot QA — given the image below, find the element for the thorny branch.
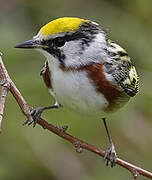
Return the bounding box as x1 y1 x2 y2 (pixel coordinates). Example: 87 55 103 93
0 53 152 179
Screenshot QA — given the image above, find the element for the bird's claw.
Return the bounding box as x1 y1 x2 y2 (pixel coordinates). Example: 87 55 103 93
23 104 61 127
0 80 10 89
104 143 117 167
23 107 44 127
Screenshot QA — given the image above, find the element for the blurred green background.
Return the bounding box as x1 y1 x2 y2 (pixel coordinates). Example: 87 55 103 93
0 0 152 179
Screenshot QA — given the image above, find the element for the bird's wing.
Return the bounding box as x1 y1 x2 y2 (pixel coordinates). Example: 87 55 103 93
106 40 139 97
112 61 139 97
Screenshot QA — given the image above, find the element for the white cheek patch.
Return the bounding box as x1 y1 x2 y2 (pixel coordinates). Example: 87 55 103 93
62 33 108 68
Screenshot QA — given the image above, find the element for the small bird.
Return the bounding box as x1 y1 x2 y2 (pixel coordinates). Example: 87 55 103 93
15 17 139 167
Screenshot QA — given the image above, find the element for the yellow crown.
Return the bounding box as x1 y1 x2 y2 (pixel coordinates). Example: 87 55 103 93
40 17 86 36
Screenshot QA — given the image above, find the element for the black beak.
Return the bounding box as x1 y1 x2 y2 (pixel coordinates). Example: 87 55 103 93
14 39 39 49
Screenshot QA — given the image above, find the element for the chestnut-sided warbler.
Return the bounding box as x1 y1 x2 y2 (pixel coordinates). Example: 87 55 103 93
15 17 139 167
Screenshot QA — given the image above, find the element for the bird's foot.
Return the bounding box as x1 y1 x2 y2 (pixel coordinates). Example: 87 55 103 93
23 104 59 127
0 80 10 89
23 107 45 127
104 143 117 167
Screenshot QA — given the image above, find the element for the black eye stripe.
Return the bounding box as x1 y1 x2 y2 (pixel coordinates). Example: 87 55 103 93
41 37 66 47
53 37 65 47
41 39 53 46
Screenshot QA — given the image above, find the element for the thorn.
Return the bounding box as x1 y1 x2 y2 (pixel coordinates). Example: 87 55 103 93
54 125 68 132
60 125 68 132
74 141 83 153
131 169 139 179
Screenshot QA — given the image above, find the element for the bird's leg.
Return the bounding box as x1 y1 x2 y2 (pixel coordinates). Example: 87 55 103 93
102 118 117 167
23 101 61 127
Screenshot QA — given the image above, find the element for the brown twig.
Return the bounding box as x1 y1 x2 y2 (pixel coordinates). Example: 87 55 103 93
0 85 8 133
0 52 9 132
0 54 152 179
0 53 33 123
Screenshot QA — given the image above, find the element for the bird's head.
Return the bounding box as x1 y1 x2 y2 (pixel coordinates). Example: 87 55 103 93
15 17 107 68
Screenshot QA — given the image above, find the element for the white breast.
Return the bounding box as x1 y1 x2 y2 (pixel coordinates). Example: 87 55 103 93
48 63 108 117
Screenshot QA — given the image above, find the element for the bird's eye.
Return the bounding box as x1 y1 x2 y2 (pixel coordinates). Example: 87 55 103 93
53 37 65 47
